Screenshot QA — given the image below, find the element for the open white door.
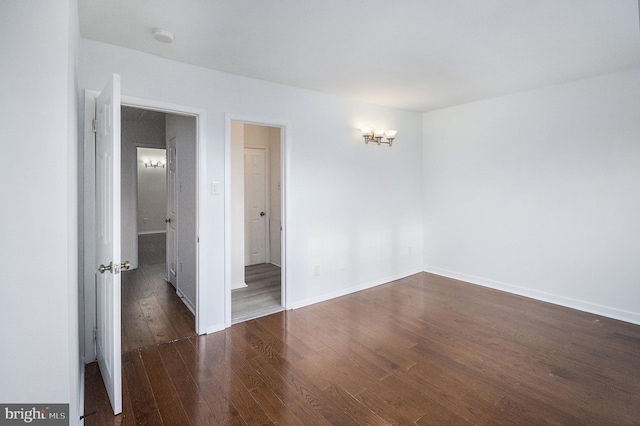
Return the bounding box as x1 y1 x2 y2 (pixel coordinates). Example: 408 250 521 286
95 74 123 415
166 137 178 287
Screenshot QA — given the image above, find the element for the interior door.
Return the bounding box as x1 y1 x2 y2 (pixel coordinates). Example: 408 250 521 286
95 74 123 415
166 137 178 287
244 148 267 265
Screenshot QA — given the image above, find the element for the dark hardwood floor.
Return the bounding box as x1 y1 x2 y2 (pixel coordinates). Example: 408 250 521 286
121 234 195 353
85 272 640 425
232 263 282 323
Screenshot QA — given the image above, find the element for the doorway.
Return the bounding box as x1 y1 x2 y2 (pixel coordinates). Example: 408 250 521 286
83 82 208 413
120 106 196 352
230 122 284 323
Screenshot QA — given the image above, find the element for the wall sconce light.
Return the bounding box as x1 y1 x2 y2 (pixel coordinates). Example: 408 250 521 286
144 159 166 168
360 127 397 146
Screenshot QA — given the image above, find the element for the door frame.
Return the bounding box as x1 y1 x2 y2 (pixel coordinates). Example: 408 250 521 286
225 114 291 327
83 91 207 361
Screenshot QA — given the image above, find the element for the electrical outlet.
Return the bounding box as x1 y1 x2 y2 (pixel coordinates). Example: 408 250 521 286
313 265 320 276
211 181 221 195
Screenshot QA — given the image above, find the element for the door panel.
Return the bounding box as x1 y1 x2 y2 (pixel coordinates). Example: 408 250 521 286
166 137 177 287
95 74 122 415
244 148 267 265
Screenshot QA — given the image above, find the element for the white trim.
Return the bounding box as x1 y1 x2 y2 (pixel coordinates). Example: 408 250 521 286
137 230 167 235
232 281 249 289
83 91 207 364
423 265 640 326
83 91 97 362
292 268 424 310
206 323 226 334
225 114 292 328
176 288 196 315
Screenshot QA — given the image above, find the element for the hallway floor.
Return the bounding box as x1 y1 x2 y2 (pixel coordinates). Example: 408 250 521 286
121 234 195 353
232 263 282 324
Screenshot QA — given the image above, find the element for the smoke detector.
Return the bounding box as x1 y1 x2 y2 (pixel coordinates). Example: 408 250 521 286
153 29 174 43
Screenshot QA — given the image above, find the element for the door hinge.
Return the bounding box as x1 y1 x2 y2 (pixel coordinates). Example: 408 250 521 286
93 328 97 343
92 119 97 133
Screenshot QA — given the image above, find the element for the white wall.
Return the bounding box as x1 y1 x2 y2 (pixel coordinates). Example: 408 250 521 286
79 39 424 331
136 147 167 234
0 0 80 421
166 114 198 311
121 119 166 269
423 68 640 324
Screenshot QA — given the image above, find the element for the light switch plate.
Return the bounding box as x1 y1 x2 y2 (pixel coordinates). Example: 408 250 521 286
211 181 221 195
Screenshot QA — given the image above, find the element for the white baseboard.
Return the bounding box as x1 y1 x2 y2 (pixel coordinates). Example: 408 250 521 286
231 281 248 290
423 265 640 326
176 288 196 315
205 323 225 335
292 267 423 310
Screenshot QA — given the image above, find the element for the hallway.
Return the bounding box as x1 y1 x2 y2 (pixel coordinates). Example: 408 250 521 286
121 233 195 353
232 263 282 324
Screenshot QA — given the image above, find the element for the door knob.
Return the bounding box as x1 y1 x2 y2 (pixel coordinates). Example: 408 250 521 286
165 218 171 223
98 262 113 274
98 261 130 274
260 212 266 216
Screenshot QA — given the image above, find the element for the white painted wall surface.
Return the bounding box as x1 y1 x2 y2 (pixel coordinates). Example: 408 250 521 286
0 0 80 420
423 68 640 324
136 148 167 234
121 119 166 269
79 39 424 330
166 114 198 311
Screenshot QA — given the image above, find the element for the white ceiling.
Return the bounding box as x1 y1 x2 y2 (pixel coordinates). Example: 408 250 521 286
79 0 640 112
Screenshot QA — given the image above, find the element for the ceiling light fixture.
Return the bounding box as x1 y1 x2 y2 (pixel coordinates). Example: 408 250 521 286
360 128 397 146
153 29 174 43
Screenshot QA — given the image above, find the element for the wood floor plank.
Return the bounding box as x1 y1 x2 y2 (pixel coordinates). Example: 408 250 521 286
248 355 333 426
249 382 306 425
121 299 155 353
139 346 191 426
138 295 181 344
121 235 195 354
355 388 417 426
323 384 388 426
232 263 282 322
86 271 640 425
122 351 163 425
172 336 240 423
157 342 218 425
